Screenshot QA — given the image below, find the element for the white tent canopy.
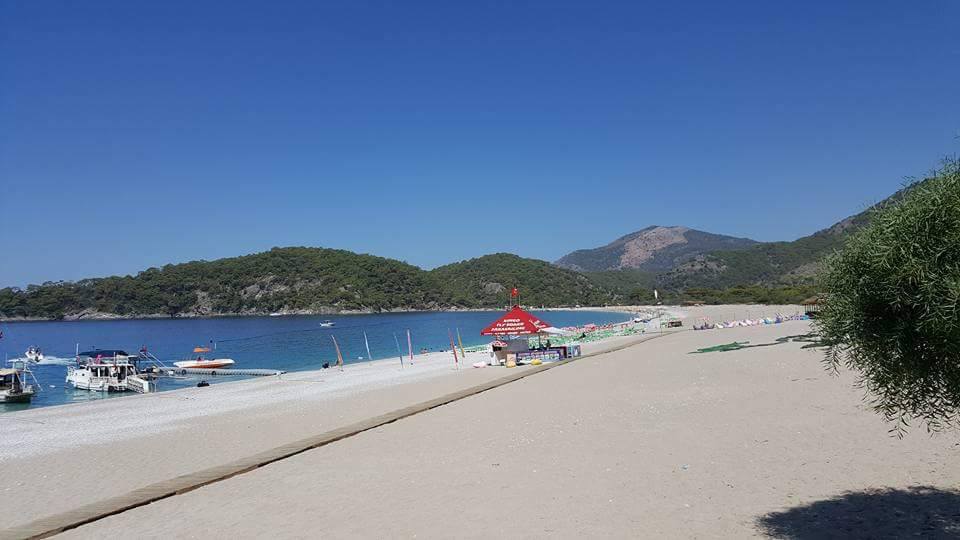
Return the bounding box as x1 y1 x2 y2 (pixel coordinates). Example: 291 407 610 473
539 326 566 335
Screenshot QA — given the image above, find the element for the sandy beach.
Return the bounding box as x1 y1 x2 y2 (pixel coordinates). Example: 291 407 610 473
0 316 661 535
5 307 959 538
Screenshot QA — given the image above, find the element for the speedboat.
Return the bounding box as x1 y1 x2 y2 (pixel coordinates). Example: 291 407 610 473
25 346 44 363
67 349 140 392
173 347 235 369
319 320 335 328
1 360 37 403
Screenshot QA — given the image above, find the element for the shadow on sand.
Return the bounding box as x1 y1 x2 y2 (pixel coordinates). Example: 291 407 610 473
756 486 960 539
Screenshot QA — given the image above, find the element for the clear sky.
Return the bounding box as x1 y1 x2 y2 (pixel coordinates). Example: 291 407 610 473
2 1 958 287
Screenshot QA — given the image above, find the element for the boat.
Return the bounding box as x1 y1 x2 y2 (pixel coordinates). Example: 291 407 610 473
66 349 154 393
1 359 37 403
25 346 44 363
173 347 235 369
319 320 335 327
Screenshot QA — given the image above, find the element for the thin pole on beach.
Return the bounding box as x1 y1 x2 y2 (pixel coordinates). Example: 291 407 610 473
448 329 459 370
363 331 373 362
331 335 344 371
393 333 404 369
456 328 467 360
407 329 414 365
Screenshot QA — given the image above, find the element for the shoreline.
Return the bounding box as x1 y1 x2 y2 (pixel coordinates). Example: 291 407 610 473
0 324 667 532
0 316 648 418
0 303 807 421
0 303 808 323
8 318 959 538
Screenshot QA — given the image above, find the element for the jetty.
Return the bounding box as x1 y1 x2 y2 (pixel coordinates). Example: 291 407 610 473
161 367 285 377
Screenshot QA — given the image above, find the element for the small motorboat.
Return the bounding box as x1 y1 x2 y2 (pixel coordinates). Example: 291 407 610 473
1 359 37 403
25 346 44 363
173 347 235 369
319 320 335 328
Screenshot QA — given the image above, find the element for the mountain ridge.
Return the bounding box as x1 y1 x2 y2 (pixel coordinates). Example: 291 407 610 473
555 225 758 272
0 177 927 320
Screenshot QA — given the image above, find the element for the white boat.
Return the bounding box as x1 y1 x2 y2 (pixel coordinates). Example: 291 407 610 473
25 346 44 363
319 320 335 327
173 358 235 369
173 347 235 369
1 360 37 403
66 349 141 392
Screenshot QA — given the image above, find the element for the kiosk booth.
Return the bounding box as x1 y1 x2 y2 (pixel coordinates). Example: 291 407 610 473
480 306 578 367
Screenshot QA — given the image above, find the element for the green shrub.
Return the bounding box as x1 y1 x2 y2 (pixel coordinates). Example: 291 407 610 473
817 159 960 432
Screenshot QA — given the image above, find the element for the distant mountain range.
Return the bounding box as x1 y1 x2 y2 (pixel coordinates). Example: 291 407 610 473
0 180 918 320
555 226 758 272
556 178 917 293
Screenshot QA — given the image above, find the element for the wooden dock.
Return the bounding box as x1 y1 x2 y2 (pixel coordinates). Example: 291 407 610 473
161 367 285 377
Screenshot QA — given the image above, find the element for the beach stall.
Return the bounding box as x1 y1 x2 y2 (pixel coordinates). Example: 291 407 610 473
480 306 574 367
801 296 822 318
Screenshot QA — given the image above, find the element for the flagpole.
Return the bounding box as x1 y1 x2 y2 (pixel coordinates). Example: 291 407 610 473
363 330 373 362
407 329 414 365
331 335 344 371
448 329 459 370
456 328 466 360
394 333 404 369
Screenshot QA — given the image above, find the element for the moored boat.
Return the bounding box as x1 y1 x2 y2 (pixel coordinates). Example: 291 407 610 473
1 359 37 403
319 320 335 327
66 349 140 392
173 347 235 369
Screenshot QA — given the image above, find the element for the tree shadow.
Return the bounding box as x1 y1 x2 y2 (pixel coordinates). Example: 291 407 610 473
756 486 960 539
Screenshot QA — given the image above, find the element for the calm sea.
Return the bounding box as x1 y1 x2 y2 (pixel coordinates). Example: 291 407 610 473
0 310 629 412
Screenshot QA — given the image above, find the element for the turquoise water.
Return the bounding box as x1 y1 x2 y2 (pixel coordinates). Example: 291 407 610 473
0 310 629 411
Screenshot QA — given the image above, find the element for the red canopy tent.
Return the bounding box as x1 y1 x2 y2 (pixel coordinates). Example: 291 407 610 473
480 306 551 336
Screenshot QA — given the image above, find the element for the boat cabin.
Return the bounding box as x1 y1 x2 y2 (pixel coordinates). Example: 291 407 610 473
0 368 25 393
68 350 138 392
1 360 37 403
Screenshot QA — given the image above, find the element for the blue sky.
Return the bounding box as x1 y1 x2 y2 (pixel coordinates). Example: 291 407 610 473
2 1 958 287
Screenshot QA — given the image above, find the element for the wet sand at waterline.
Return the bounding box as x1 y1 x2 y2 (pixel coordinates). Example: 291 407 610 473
17 318 958 538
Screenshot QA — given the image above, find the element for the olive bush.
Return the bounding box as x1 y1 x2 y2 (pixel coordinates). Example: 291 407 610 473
818 159 960 432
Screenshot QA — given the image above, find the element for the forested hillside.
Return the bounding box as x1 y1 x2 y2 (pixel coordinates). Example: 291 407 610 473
0 249 611 319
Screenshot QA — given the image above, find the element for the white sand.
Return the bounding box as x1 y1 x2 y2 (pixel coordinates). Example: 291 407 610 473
54 320 960 538
0 349 490 460
8 313 960 538
0 327 650 532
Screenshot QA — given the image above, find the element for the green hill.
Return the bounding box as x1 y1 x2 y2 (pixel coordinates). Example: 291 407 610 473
429 253 611 308
0 174 933 320
0 247 438 319
0 249 611 319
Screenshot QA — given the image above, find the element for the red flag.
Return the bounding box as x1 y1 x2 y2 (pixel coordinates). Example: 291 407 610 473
511 287 519 297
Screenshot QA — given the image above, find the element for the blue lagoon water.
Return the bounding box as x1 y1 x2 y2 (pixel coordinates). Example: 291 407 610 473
0 310 629 411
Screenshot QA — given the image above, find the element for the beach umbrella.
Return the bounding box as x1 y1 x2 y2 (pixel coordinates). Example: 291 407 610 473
480 306 551 336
